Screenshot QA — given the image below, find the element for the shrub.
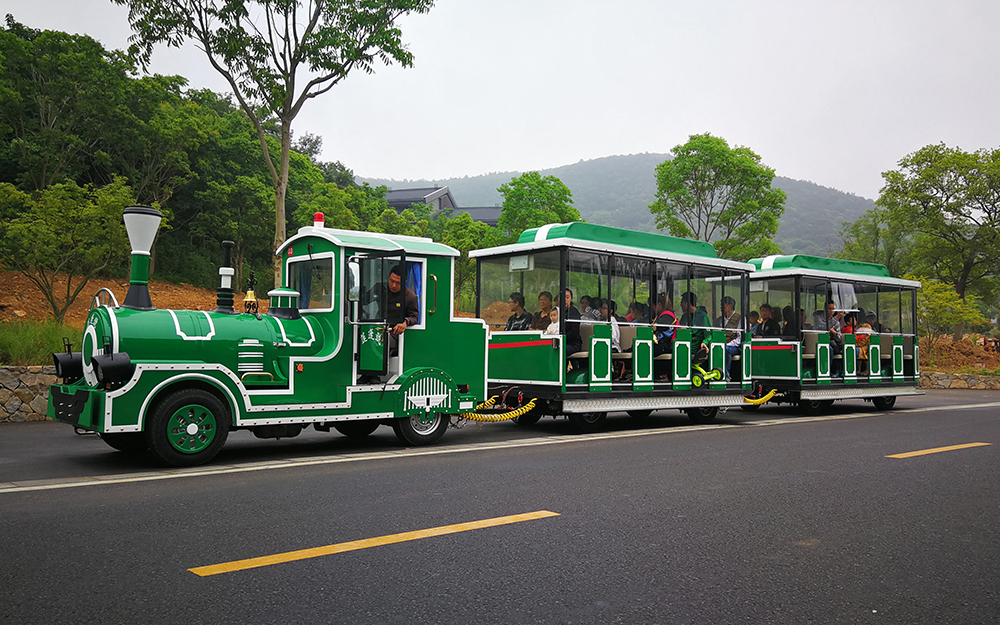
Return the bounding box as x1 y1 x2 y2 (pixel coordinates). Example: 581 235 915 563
0 320 76 366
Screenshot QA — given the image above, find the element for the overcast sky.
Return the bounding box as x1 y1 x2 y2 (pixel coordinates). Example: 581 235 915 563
4 0 999 199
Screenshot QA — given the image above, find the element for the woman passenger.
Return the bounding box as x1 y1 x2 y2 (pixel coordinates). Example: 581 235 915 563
531 291 554 330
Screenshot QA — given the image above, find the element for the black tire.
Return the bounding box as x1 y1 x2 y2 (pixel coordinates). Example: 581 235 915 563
872 395 897 411
740 404 759 412
820 399 835 409
334 420 381 438
798 399 825 415
568 412 607 433
691 372 705 388
686 407 718 424
627 410 653 420
99 432 148 454
145 389 230 467
392 413 449 446
512 412 543 426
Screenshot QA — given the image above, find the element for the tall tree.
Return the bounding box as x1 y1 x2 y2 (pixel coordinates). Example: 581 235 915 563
878 143 1000 339
497 171 579 244
649 133 786 261
835 205 911 278
0 178 135 323
113 0 436 281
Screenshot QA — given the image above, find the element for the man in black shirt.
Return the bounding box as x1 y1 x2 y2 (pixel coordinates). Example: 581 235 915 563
385 265 419 354
505 292 533 331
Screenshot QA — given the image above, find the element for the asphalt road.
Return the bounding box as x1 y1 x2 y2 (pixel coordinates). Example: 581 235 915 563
1 389 998 624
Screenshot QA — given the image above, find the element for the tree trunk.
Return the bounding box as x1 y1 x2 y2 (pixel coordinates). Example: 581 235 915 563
272 120 292 286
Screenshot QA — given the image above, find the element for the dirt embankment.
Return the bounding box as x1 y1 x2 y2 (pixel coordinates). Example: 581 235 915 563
0 270 265 329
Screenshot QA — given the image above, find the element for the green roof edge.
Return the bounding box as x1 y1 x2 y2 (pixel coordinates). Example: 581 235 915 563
518 222 718 259
748 254 892 278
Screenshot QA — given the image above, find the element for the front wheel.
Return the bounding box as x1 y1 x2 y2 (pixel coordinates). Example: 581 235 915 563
872 396 897 411
334 420 381 438
392 412 449 446
145 389 230 467
568 412 607 433
685 407 718 424
798 399 825 415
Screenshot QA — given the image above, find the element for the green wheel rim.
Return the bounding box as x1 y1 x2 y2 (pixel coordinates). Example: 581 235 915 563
166 403 218 454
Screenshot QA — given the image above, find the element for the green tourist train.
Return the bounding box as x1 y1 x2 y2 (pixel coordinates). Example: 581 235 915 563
47 209 921 466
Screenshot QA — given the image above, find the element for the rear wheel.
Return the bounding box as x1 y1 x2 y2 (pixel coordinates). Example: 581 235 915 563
512 412 542 426
568 412 607 433
686 407 718 424
392 412 449 446
872 396 897 411
798 399 825 415
99 432 147 454
145 389 230 467
334 420 381 438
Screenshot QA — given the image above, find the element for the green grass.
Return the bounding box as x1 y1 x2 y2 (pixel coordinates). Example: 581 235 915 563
0 320 78 366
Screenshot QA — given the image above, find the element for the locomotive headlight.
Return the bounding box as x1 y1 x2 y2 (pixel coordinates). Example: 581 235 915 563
91 353 134 387
52 352 83 383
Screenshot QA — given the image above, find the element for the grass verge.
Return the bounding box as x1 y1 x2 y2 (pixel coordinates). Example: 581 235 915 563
0 320 77 366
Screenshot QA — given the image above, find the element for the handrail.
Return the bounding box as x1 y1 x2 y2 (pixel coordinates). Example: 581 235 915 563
428 274 438 314
241 372 275 383
90 288 120 309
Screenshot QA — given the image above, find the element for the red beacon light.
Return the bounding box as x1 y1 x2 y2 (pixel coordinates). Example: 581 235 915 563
314 212 325 228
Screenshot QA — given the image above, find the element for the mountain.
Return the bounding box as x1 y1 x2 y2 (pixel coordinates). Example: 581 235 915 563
359 153 874 256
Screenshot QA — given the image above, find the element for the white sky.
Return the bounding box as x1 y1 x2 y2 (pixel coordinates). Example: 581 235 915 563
4 0 1000 199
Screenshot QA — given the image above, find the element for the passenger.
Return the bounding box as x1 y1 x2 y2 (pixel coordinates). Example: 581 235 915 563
504 292 533 331
755 303 781 337
579 295 593 316
782 305 797 336
771 306 784 333
627 301 649 324
824 302 844 374
544 308 560 335
713 295 742 380
581 295 602 322
800 308 812 330
599 298 621 352
563 288 583 356
610 299 627 322
651 293 677 356
530 291 554 330
747 310 760 336
679 291 710 357
867 312 884 333
855 314 875 360
842 312 856 335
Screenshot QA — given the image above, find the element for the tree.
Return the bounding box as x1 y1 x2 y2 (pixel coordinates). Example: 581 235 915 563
911 275 988 361
835 205 911 277
442 211 496 313
649 133 786 261
497 171 579 243
0 178 135 323
878 144 1000 340
114 0 436 282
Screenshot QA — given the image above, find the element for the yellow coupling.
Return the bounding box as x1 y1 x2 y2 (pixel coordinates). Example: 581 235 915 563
460 396 538 422
744 389 778 405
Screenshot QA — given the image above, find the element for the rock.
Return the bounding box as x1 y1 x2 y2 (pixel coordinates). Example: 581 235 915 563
29 395 48 415
949 378 969 389
4 395 23 413
0 369 20 391
14 388 33 404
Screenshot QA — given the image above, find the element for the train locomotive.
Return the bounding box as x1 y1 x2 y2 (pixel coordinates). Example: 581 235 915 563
48 207 488 466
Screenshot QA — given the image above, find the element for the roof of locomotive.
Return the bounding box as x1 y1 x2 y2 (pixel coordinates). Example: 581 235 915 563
282 224 459 257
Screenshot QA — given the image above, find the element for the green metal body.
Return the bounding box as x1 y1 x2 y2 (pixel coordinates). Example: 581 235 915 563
49 226 488 435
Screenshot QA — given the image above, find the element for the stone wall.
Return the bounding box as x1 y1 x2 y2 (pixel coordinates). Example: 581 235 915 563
920 371 1000 390
0 366 57 422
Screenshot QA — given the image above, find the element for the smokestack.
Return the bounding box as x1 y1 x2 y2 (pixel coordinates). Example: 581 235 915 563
214 240 236 314
122 205 163 310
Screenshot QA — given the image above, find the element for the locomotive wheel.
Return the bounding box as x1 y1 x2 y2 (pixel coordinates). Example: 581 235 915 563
99 432 148 454
627 409 653 420
686 407 718 424
392 412 449 446
568 411 607 433
798 399 825 415
145 389 230 467
334 420 381 438
872 396 897 411
512 413 543 426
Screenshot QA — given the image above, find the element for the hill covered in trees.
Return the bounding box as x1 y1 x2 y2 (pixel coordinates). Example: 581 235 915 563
361 153 875 256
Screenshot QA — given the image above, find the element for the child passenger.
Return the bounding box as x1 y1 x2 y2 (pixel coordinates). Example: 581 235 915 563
544 308 560 335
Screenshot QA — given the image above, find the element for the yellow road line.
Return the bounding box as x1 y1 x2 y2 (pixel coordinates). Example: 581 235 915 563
886 442 991 459
189 510 560 577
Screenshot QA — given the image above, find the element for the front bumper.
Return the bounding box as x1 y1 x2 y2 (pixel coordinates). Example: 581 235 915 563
48 385 106 430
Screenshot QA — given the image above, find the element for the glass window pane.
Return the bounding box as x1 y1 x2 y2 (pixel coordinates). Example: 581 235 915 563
478 251 561 330
290 258 334 310
900 289 915 335
879 286 900 334
801 278 828 331
567 251 607 317
684 265 723 328
750 277 795 337
610 256 650 324
655 261 688 324
855 283 878 330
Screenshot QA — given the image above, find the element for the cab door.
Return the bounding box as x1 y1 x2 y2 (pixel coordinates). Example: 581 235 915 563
351 251 406 377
